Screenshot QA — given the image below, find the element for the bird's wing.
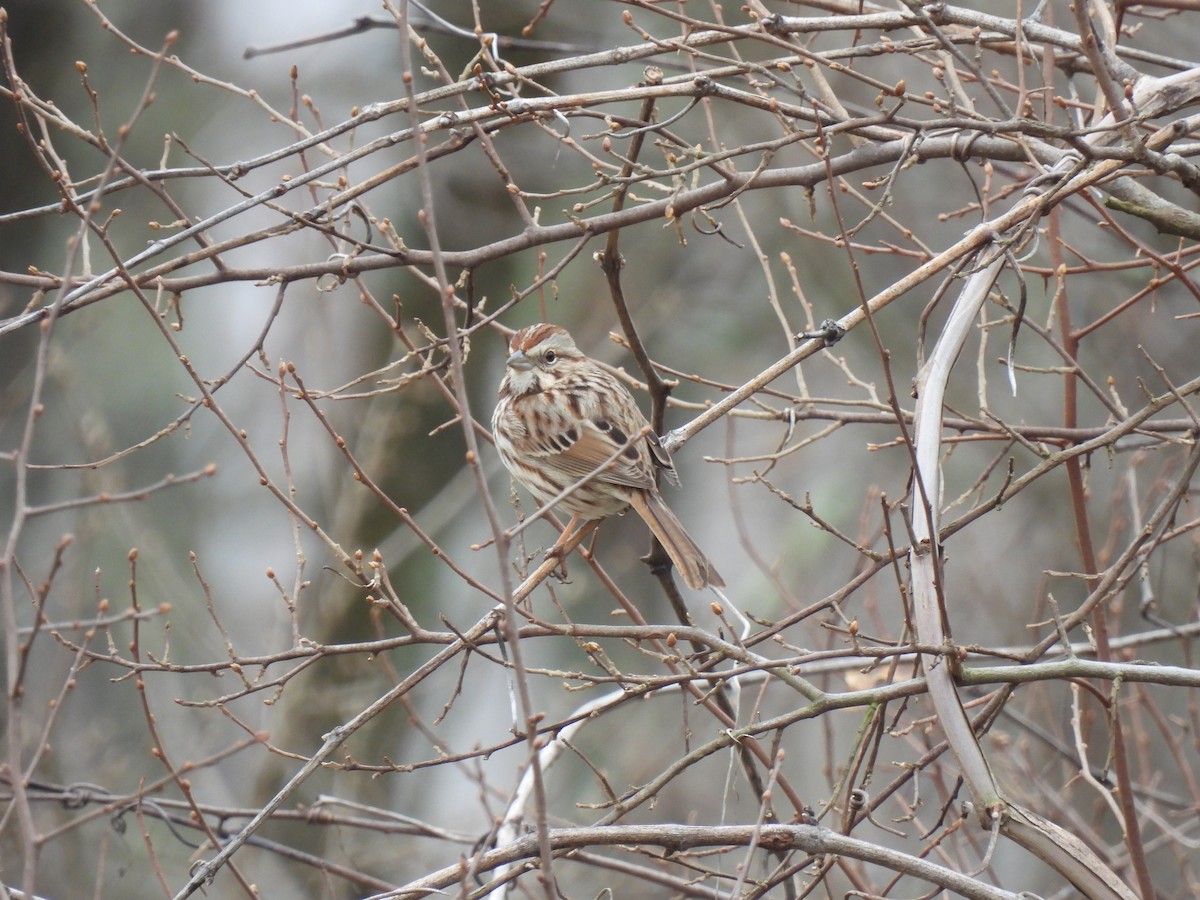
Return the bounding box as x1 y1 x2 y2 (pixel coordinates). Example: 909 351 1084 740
540 416 657 492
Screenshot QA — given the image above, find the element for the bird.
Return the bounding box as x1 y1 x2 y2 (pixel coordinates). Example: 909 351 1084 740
491 322 723 589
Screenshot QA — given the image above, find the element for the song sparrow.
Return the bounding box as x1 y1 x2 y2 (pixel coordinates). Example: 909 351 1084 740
492 323 723 589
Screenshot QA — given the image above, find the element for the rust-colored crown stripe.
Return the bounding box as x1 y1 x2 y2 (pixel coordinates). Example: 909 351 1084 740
511 323 565 352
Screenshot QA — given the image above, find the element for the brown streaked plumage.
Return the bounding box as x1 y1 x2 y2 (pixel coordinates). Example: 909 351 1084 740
492 323 723 589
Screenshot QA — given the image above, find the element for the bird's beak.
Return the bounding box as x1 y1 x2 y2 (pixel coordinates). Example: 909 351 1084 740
506 350 533 372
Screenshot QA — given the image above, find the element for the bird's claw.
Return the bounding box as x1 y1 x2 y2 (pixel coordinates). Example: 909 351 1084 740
543 544 571 582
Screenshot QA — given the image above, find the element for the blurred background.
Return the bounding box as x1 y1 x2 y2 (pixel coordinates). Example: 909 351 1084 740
2 1 1200 897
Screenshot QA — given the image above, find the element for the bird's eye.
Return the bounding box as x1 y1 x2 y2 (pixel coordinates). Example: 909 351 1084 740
543 350 557 364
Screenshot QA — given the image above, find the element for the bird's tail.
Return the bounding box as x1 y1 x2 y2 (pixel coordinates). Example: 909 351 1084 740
628 491 724 590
